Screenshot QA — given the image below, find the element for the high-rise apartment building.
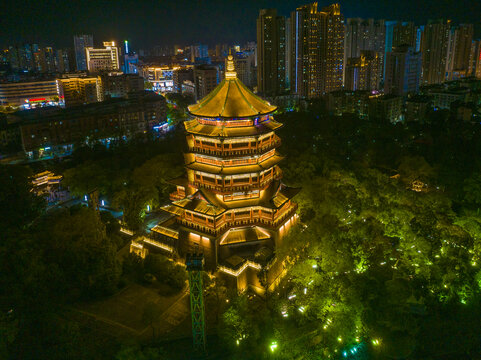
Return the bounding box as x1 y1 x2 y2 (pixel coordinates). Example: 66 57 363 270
290 2 344 98
392 22 417 48
193 65 218 100
421 20 451 85
256 9 287 96
468 40 481 78
344 51 382 91
384 45 422 96
85 42 120 72
36 47 56 73
344 18 385 86
190 44 209 63
235 53 256 88
55 49 70 73
446 24 474 80
344 18 386 59
73 35 93 71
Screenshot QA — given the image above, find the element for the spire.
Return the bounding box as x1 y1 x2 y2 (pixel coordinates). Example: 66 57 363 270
225 49 237 80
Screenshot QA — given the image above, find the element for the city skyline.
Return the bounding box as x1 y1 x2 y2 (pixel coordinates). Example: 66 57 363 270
2 0 481 48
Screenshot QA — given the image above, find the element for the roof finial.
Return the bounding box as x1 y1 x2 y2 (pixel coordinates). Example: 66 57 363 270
225 49 237 80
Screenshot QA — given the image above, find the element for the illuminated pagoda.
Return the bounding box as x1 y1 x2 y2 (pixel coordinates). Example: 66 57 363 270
131 54 298 293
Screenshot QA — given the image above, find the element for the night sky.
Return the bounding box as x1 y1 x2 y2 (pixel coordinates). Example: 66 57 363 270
2 0 480 49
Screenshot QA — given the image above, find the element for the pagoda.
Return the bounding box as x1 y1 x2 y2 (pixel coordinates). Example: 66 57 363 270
131 54 299 293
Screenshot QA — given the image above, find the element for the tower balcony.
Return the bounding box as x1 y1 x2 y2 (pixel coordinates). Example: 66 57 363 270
177 203 298 236
192 169 280 194
189 135 281 157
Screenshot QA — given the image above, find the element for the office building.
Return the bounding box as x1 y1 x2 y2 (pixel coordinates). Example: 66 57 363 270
56 77 102 107
384 45 422 96
14 92 167 157
421 20 451 85
100 73 144 99
85 42 120 72
290 2 344 97
257 9 287 96
0 80 58 106
344 51 382 91
73 35 93 71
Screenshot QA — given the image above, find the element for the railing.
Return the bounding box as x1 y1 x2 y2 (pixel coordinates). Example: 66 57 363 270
192 173 278 194
190 138 281 157
177 204 298 236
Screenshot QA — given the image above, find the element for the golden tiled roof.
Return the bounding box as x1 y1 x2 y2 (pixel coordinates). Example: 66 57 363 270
184 152 284 175
188 55 277 118
172 197 226 216
219 226 271 245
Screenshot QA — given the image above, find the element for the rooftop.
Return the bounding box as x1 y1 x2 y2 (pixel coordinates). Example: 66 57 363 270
8 91 165 125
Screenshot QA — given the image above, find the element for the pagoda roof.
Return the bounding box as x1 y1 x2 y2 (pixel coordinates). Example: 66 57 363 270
184 118 282 138
184 152 284 175
219 226 271 245
168 176 189 187
161 180 299 219
188 55 277 118
171 195 226 216
271 184 301 208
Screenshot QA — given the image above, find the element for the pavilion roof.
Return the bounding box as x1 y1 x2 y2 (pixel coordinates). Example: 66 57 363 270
188 55 276 118
219 226 271 245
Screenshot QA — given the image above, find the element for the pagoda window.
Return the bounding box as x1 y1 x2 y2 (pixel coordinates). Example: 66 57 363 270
195 174 201 180
202 176 216 184
233 177 249 184
193 214 206 222
231 142 248 149
235 211 250 218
